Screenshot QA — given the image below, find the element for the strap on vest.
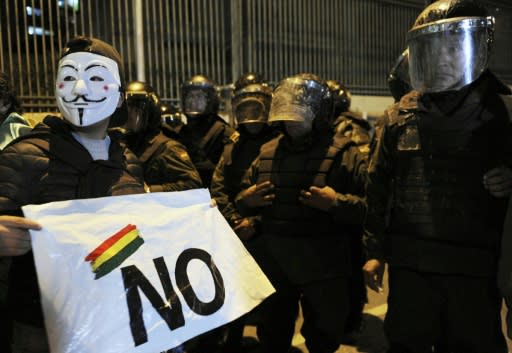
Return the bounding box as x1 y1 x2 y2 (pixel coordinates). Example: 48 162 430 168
138 133 168 163
312 134 353 186
258 134 353 186
199 121 225 151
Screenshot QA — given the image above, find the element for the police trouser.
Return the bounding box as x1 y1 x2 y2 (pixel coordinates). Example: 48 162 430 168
384 266 507 353
250 236 350 353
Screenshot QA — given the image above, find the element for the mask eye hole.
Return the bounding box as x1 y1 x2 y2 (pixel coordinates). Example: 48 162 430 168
90 76 104 82
63 76 76 81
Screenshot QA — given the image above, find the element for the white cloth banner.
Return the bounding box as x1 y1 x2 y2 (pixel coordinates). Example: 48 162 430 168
22 189 274 353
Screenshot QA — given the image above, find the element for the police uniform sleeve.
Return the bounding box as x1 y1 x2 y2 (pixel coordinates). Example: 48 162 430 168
234 156 261 217
327 144 367 225
148 140 203 192
363 117 396 261
210 154 243 225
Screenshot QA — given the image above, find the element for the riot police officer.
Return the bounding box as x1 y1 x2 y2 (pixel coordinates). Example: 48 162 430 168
176 75 238 187
364 1 512 352
236 73 367 353
327 80 372 153
211 73 279 353
122 81 202 192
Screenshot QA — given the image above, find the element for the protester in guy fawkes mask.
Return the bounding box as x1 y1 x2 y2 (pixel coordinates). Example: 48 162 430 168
175 74 238 188
235 73 367 353
363 1 512 352
0 36 146 353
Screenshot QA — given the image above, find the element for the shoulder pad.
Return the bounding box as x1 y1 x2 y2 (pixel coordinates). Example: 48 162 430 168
386 105 415 127
229 130 240 143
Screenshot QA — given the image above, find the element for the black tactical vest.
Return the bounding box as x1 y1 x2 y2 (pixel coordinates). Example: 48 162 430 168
257 134 353 236
388 112 504 250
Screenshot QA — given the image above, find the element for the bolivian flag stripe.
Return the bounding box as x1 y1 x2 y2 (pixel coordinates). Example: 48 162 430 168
85 224 144 279
93 237 144 279
85 224 136 262
91 229 139 271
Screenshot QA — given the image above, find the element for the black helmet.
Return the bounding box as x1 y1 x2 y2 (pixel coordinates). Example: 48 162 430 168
181 74 219 117
387 49 412 102
232 82 272 125
269 73 333 132
325 79 352 117
233 72 266 91
407 0 494 92
125 81 162 133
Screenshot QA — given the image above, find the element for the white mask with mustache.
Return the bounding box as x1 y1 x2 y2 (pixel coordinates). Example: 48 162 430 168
55 52 121 127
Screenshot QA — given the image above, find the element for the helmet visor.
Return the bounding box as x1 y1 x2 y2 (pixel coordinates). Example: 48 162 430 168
268 77 325 124
407 17 493 93
232 93 270 125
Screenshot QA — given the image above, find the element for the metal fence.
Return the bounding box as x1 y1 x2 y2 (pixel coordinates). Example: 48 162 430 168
1 0 511 112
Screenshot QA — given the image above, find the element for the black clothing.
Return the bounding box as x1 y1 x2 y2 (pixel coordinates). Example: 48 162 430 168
364 71 512 352
175 115 237 187
236 130 367 353
385 267 506 353
125 131 202 192
365 72 512 275
333 111 372 152
211 127 279 226
211 127 279 353
239 132 367 283
0 116 145 327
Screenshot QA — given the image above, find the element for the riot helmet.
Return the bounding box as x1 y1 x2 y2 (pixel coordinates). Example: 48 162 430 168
407 0 494 93
326 79 352 117
269 73 333 138
388 49 412 101
124 81 161 134
181 75 219 117
233 72 266 91
231 82 272 126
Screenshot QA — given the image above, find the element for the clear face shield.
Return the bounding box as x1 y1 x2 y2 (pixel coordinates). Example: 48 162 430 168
268 77 326 126
184 89 208 116
232 86 271 125
123 93 149 134
407 16 494 93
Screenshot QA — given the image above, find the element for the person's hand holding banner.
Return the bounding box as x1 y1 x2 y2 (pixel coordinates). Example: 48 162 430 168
22 189 275 353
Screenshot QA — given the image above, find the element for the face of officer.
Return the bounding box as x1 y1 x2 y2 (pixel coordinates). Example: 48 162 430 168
55 52 123 127
184 89 208 116
284 119 313 140
125 104 145 134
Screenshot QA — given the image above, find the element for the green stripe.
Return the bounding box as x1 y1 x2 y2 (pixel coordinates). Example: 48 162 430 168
94 237 144 279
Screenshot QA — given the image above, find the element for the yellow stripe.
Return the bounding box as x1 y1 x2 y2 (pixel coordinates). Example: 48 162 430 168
91 229 139 271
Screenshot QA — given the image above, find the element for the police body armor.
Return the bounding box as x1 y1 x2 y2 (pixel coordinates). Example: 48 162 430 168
388 111 503 252
222 130 276 199
257 133 352 237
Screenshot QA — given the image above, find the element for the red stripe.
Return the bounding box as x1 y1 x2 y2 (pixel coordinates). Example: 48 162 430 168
84 224 136 261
